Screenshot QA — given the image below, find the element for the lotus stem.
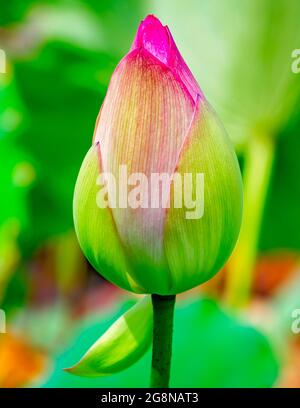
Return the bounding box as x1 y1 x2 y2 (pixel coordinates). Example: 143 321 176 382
151 294 176 388
225 133 275 308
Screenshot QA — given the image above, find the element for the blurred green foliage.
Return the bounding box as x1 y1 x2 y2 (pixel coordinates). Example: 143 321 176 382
15 42 108 248
261 113 300 250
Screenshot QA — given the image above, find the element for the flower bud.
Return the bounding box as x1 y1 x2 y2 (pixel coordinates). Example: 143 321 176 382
73 15 243 295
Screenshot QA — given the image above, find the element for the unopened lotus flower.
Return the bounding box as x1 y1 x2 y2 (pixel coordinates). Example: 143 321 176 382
71 15 243 386
73 15 243 296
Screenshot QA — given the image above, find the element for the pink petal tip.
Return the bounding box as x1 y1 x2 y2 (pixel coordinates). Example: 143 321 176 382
131 15 202 104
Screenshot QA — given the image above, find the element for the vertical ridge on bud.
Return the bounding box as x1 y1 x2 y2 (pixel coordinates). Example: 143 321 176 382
164 101 243 293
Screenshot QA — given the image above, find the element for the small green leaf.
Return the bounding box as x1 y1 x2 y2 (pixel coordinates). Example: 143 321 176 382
64 296 152 377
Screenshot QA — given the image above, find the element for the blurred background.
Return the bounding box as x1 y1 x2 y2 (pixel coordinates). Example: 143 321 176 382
0 0 300 388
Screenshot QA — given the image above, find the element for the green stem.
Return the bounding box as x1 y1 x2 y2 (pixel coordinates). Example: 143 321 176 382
225 133 275 308
150 294 176 388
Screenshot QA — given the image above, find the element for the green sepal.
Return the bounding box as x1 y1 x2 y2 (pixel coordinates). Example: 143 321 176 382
64 296 152 377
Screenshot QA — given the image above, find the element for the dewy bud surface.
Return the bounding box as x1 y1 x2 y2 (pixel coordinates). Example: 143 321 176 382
73 15 243 295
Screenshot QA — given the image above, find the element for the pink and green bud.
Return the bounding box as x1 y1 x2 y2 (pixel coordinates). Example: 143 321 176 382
73 15 243 295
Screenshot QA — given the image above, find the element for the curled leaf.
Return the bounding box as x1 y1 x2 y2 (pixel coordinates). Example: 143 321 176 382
64 296 152 377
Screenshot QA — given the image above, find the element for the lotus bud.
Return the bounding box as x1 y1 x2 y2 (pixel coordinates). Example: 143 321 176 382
73 15 243 295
